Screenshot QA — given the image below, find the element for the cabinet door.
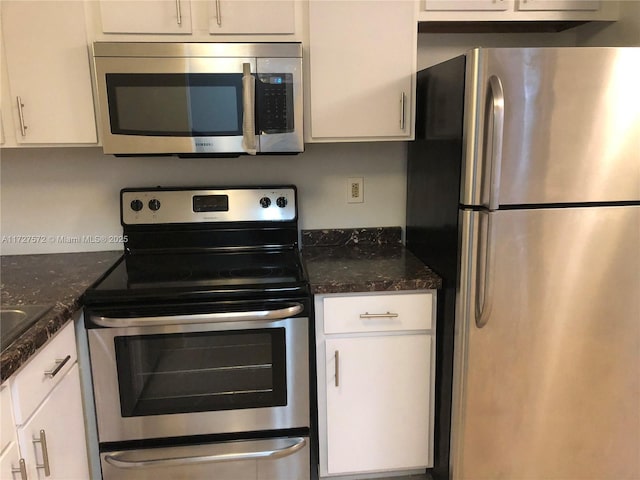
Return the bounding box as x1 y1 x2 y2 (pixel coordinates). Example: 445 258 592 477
0 442 23 480
516 0 599 10
424 0 509 11
99 0 193 34
208 0 295 34
1 1 97 144
17 364 89 480
324 335 432 475
307 0 415 141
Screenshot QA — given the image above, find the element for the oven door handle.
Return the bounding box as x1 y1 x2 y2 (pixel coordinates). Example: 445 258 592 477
93 303 304 328
103 437 306 469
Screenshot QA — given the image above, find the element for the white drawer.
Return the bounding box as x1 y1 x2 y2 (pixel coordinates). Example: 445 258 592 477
0 384 16 452
323 292 433 334
10 321 77 425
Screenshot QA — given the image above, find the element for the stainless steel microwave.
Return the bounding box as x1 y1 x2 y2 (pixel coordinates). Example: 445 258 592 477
93 42 303 156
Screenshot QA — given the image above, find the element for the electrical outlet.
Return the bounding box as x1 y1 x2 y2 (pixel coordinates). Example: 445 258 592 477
348 177 364 203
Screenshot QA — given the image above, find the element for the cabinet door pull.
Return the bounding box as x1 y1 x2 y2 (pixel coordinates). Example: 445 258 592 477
400 92 406 130
359 312 399 319
11 458 28 480
44 355 71 378
16 96 27 137
175 0 182 25
334 350 340 387
215 0 222 26
33 429 51 476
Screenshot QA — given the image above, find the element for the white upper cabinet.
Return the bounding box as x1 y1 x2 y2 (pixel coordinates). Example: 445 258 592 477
516 0 600 10
208 0 295 34
99 0 193 34
1 0 97 145
95 0 296 38
425 0 510 11
306 0 416 142
419 0 618 20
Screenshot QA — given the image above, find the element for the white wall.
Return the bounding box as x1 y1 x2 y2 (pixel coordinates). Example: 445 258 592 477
0 142 407 254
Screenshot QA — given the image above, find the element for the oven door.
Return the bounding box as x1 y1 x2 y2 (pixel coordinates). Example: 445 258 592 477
87 306 309 443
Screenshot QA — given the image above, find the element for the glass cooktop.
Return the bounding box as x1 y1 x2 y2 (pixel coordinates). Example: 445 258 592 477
85 248 307 303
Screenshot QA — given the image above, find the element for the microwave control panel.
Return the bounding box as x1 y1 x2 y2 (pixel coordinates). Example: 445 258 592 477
257 74 294 134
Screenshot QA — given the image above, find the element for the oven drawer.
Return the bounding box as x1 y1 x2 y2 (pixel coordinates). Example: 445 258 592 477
100 436 310 480
323 292 433 334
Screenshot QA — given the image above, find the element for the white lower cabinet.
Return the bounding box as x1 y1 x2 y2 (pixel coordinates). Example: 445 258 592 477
1 321 89 480
16 364 88 480
315 291 436 478
0 442 23 479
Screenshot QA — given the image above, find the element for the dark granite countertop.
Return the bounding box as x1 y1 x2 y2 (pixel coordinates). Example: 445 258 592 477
301 227 442 294
1 250 122 382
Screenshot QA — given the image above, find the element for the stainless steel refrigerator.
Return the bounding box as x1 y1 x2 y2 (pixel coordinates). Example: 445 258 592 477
406 47 639 480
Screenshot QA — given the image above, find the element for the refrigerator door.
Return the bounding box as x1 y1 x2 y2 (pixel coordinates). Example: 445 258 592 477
461 47 640 207
451 206 640 479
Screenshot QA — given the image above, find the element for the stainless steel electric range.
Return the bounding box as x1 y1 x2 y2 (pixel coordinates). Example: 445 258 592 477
82 186 312 480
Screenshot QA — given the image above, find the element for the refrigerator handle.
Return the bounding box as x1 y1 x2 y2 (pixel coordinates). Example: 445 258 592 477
487 75 505 211
475 210 494 328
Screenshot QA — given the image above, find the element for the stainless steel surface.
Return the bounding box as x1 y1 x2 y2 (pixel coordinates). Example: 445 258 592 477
452 206 640 479
100 436 310 480
1 304 53 352
242 62 257 154
215 0 222 26
359 312 400 319
94 304 303 328
16 96 27 136
175 0 181 25
460 49 482 207
93 42 303 59
121 187 297 225
43 355 71 378
486 75 504 211
88 315 309 443
104 437 306 468
334 350 339 387
33 429 51 476
463 47 640 206
473 211 492 328
400 92 406 131
11 458 28 480
93 42 303 155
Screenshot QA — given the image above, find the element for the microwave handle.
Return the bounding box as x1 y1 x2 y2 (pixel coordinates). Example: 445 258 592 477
242 63 257 155
92 303 304 328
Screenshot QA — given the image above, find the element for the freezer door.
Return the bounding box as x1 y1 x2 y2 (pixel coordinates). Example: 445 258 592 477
451 206 640 479
462 47 640 207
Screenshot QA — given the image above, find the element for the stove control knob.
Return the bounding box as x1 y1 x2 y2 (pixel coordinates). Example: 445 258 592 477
148 199 161 211
130 199 144 212
276 196 288 208
260 197 272 208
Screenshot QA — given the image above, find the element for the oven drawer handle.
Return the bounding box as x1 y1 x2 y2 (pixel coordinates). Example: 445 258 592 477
93 303 304 327
103 437 307 469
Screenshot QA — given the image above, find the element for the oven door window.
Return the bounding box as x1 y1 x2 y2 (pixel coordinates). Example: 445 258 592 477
114 328 287 417
105 73 243 136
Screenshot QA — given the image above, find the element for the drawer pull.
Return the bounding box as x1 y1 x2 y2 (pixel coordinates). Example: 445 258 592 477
359 312 399 319
11 458 28 480
33 429 51 476
334 350 340 387
44 355 71 378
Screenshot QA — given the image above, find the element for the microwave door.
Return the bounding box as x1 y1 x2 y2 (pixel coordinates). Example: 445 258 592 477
95 56 256 155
